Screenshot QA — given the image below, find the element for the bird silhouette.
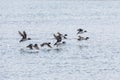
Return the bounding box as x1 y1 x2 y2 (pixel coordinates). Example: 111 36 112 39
18 31 31 42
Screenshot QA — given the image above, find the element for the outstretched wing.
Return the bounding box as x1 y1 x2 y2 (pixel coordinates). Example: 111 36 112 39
23 31 27 38
40 43 44 47
53 34 57 39
48 44 52 48
63 36 67 39
18 31 24 38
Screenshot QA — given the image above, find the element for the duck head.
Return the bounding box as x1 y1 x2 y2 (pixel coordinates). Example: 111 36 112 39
86 37 89 40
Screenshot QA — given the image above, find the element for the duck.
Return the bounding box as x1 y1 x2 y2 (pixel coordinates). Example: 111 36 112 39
57 32 68 39
18 31 31 42
77 28 87 34
40 42 52 48
53 33 62 45
77 36 89 41
26 44 40 50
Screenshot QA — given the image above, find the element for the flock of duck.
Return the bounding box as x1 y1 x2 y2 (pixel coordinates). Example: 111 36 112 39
18 28 89 51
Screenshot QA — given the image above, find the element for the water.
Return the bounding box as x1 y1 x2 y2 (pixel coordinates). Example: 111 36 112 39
0 0 120 80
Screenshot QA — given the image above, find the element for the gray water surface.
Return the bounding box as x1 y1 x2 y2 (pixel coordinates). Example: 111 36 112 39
0 0 120 80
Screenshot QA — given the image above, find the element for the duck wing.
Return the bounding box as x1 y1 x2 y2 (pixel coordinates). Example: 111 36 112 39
47 44 52 48
18 31 25 38
57 36 62 42
53 34 57 39
40 43 44 47
23 31 27 38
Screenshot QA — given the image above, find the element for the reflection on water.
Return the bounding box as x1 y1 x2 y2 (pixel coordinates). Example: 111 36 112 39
78 45 89 49
19 47 64 54
19 49 39 54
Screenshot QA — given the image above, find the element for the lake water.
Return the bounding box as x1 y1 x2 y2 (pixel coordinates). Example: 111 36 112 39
0 0 120 80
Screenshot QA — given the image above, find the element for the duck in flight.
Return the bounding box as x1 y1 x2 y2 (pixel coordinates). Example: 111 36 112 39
77 36 89 41
77 28 87 34
56 32 68 39
26 44 39 50
18 31 31 42
40 42 52 48
53 33 62 46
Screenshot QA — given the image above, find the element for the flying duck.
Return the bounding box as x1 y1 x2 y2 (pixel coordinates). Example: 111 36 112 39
77 36 89 41
40 42 52 48
57 32 68 39
26 44 40 50
77 28 87 34
53 33 62 45
18 31 31 42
